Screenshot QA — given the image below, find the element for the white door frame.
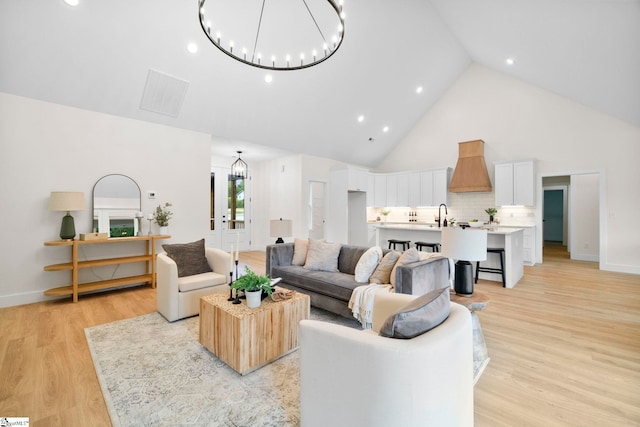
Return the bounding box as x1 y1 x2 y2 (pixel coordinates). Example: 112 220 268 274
208 166 251 253
536 169 605 269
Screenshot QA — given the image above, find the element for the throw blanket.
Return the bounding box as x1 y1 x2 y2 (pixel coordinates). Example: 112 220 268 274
348 284 394 329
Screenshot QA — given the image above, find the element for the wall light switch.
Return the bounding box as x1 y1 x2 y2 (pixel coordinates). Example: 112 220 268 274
148 191 156 199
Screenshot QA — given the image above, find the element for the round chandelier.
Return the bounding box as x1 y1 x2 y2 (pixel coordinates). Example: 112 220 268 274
198 0 345 71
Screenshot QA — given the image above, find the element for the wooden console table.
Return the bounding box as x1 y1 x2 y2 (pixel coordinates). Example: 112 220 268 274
43 235 170 302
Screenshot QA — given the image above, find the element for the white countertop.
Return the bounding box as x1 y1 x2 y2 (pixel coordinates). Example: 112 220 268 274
375 223 523 234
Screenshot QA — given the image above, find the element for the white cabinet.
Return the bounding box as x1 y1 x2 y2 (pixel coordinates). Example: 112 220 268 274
500 226 536 265
420 168 450 206
420 171 434 206
386 175 398 206
367 174 375 207
408 172 421 207
347 169 369 192
374 175 387 207
432 169 449 206
395 174 409 206
495 160 535 206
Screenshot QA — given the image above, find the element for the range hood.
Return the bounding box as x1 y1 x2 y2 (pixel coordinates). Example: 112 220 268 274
449 139 492 193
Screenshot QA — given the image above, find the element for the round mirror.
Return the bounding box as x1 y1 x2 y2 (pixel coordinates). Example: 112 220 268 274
92 174 141 237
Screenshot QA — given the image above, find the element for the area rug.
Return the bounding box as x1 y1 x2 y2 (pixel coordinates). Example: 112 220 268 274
85 308 488 427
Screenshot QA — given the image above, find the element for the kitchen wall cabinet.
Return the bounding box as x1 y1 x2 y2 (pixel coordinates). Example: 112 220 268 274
495 160 535 206
386 174 398 207
374 174 387 207
395 173 409 206
408 172 421 207
420 168 450 206
347 169 369 192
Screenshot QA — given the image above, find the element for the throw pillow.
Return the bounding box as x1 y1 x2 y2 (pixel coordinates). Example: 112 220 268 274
379 287 451 339
291 238 310 266
369 251 400 284
354 246 383 283
162 239 212 278
303 240 342 272
390 247 421 288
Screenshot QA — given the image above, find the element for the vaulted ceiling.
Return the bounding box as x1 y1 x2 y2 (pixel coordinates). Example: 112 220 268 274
1 0 638 166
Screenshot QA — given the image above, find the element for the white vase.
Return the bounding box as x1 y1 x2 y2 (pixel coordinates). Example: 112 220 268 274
159 226 168 235
245 290 262 308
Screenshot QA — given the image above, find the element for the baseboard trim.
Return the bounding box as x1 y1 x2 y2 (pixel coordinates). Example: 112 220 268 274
0 290 58 309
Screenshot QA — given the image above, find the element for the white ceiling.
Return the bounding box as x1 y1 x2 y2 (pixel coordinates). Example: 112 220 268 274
1 0 638 166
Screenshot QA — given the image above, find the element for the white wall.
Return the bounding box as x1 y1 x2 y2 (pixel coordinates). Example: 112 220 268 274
570 174 600 261
250 154 347 249
377 64 640 274
0 93 212 307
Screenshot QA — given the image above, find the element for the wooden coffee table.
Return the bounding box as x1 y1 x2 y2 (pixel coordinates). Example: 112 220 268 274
199 289 310 375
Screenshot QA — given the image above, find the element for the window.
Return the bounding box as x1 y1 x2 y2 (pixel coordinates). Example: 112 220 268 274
228 175 245 230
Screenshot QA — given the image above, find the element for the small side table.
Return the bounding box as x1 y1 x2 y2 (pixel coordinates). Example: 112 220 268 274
450 290 490 384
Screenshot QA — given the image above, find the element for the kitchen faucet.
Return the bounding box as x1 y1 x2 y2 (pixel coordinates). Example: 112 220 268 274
438 203 448 227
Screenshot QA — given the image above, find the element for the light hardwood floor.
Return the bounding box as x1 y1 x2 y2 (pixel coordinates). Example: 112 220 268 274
1 246 639 426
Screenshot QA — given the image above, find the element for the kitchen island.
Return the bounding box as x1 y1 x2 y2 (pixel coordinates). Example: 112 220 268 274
375 223 524 288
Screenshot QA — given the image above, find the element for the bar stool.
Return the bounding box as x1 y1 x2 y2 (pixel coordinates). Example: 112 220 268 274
475 248 506 287
388 239 411 251
415 242 441 252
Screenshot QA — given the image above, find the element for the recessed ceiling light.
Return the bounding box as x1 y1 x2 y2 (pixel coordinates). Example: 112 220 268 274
506 58 515 65
187 43 198 54
382 126 389 133
416 86 423 94
264 74 273 83
357 115 365 123
64 0 79 6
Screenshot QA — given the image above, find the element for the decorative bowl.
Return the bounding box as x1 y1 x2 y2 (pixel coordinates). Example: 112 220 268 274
468 221 483 228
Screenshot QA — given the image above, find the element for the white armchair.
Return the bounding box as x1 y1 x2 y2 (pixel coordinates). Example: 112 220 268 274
156 247 230 322
300 292 473 427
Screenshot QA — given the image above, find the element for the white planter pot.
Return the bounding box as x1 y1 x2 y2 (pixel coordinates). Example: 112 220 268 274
245 290 262 308
159 226 169 235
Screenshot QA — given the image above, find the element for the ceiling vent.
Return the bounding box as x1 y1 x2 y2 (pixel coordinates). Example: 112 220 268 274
140 69 189 118
449 139 493 193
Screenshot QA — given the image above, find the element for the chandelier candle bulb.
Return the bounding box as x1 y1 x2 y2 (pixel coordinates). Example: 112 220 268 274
198 0 344 71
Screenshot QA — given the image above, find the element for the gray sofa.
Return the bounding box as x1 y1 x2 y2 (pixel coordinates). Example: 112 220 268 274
266 243 451 319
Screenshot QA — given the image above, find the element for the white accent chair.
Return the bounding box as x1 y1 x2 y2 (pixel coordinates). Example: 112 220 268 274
156 247 230 322
300 292 473 427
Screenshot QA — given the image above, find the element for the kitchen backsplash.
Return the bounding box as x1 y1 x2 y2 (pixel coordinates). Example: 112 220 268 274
367 192 536 225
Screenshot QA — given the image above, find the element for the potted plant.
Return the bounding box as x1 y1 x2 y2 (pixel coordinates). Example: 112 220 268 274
153 202 173 234
380 208 391 222
485 207 498 224
231 266 274 308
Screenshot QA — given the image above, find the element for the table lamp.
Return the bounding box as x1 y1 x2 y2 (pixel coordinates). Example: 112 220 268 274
269 218 292 244
49 191 86 240
441 228 487 297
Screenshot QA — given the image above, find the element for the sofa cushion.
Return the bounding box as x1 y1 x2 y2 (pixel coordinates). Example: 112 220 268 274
379 287 450 339
390 247 420 287
292 238 310 266
272 265 358 302
162 239 212 278
369 251 399 284
304 240 341 272
177 271 228 292
354 246 383 283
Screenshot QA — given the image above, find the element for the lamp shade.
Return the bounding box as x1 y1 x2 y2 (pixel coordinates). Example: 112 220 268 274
441 228 487 261
49 192 86 212
270 219 292 238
